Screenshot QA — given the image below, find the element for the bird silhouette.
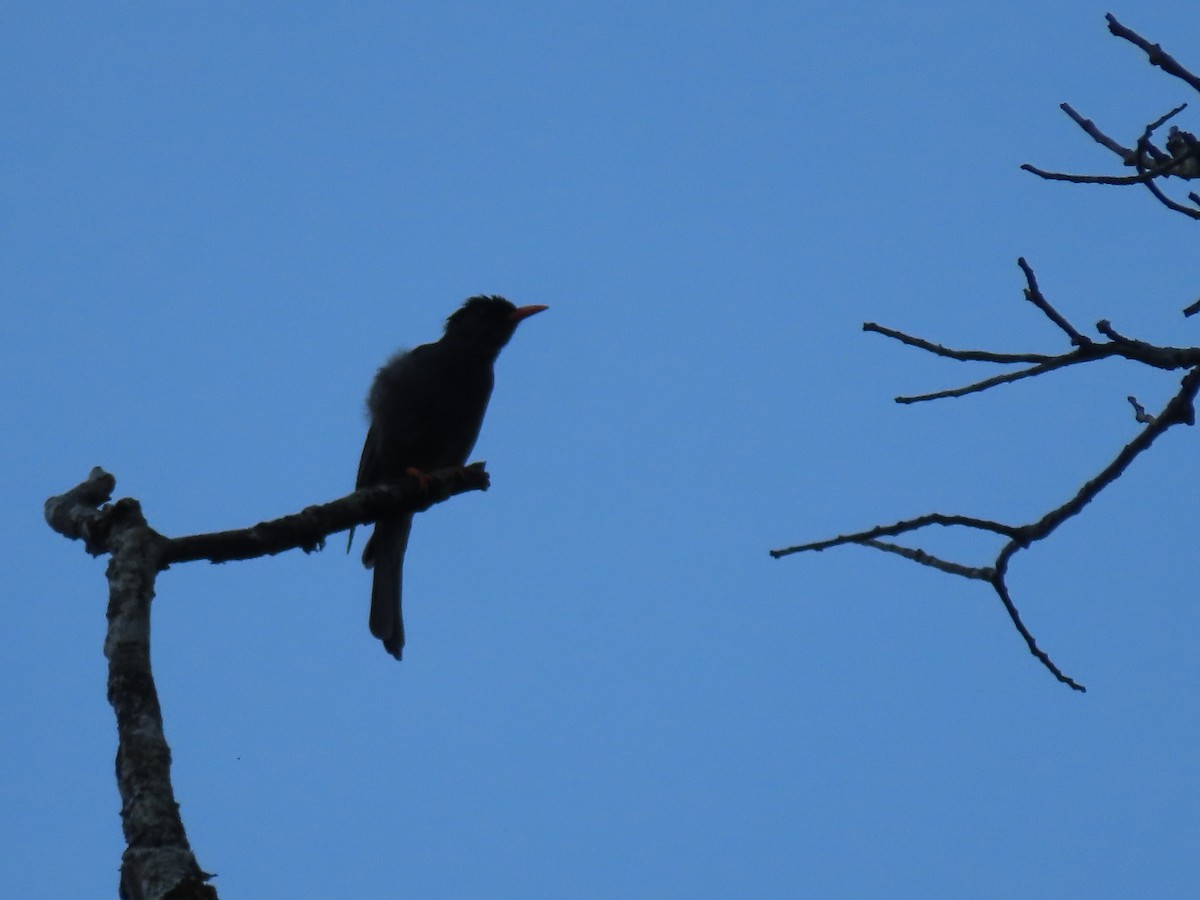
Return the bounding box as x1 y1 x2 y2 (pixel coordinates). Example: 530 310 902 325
352 296 548 659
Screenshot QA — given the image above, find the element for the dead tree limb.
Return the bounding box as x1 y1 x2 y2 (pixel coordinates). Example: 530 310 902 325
43 464 489 899
1020 17 1200 218
1106 13 1200 93
773 260 1200 692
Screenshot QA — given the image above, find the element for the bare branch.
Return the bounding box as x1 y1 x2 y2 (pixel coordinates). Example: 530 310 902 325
161 463 490 566
1021 22 1200 219
1058 102 1135 159
1019 161 1183 185
775 365 1200 691
43 466 119 555
1030 368 1200 540
46 464 494 895
1131 135 1199 219
1021 107 1191 185
45 472 217 898
778 242 1200 690
869 259 1200 404
1094 319 1200 368
1146 104 1190 142
863 322 1054 364
860 539 994 580
770 513 1021 558
1139 167 1200 219
894 360 1066 404
1127 396 1155 424
870 262 1200 409
779 19 1200 691
1018 258 1089 344
990 551 1085 692
1107 13 1200 94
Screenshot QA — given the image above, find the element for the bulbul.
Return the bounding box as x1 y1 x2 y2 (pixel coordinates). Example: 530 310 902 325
352 295 548 660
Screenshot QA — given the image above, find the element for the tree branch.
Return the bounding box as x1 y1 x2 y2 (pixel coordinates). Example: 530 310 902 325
1107 13 1200 94
866 260 1200 407
863 322 1054 364
771 512 1021 558
774 256 1200 691
44 463 491 897
45 469 216 900
1016 257 1087 344
892 360 1068 404
1019 18 1200 218
161 463 489 566
1058 102 1136 159
1019 163 1172 186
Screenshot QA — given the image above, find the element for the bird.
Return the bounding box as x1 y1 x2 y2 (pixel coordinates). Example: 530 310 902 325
351 295 548 660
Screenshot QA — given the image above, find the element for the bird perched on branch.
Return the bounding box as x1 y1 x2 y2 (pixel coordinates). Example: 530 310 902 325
352 295 548 660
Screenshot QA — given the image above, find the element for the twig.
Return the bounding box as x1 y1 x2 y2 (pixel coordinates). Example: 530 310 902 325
1018 257 1088 344
1146 103 1189 137
991 550 1084 691
1140 167 1200 219
1107 14 1200 94
1030 368 1200 538
860 539 994 580
894 360 1065 404
1019 161 1184 185
770 512 1022 559
1127 396 1154 424
1059 102 1134 159
863 322 1053 364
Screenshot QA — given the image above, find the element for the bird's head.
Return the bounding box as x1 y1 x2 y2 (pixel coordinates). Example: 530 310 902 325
444 295 548 352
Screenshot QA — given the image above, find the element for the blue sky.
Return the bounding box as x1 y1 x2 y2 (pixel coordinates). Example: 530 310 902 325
5 2 1200 897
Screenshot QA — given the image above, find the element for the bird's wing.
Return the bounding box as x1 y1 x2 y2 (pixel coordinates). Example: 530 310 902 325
347 423 382 553
355 422 382 490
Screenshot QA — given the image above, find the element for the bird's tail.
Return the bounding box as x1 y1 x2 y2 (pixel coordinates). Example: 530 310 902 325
364 514 412 660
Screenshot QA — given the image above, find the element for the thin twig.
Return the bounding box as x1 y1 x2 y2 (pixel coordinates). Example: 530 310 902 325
1141 169 1200 218
894 360 1066 404
1059 102 1134 158
769 512 1021 559
860 539 994 580
1019 162 1182 185
864 322 1053 364
991 550 1085 691
1018 257 1089 344
1145 103 1190 141
1127 396 1154 424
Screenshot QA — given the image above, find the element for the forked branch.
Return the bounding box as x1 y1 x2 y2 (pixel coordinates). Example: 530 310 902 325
773 260 1200 691
1020 17 1200 218
44 464 490 898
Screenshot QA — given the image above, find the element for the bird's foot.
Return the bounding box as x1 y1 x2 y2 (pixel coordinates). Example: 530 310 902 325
405 467 433 493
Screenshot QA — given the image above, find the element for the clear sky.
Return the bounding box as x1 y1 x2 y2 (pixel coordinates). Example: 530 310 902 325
5 2 1199 897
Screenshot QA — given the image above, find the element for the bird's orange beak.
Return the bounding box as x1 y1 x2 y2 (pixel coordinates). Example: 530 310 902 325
509 304 549 323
